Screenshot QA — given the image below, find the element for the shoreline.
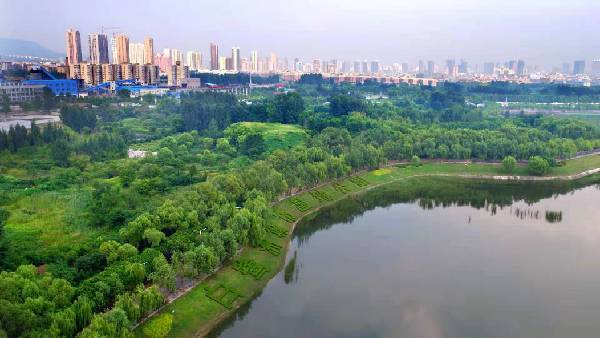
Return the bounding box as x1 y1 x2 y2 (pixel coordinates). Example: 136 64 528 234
136 156 600 337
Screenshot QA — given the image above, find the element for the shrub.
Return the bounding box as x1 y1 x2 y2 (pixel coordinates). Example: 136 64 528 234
528 156 550 176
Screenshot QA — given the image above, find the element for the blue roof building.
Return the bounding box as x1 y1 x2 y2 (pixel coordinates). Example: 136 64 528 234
23 66 81 96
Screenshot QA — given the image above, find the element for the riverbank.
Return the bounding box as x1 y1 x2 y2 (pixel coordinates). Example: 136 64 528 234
135 154 600 338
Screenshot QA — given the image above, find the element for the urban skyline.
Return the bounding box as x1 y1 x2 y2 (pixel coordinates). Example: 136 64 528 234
2 0 599 69
60 27 600 77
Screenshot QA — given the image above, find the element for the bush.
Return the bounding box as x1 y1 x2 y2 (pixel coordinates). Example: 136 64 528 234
528 156 550 176
143 313 173 338
502 156 517 173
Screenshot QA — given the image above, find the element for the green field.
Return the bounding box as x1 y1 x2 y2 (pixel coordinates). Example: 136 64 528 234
136 154 600 337
228 122 308 152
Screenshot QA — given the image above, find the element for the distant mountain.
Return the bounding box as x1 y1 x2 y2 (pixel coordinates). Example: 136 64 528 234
0 38 63 60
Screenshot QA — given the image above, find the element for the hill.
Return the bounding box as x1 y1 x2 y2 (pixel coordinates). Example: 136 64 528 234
0 37 63 60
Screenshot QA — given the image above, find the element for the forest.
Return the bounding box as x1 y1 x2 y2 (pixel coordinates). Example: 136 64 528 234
1 80 600 337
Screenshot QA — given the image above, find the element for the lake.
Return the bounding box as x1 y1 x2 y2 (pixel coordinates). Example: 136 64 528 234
211 177 600 338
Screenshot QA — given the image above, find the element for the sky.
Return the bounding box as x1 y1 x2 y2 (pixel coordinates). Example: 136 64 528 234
1 0 599 70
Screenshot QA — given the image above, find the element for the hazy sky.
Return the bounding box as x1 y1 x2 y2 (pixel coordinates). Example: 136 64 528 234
1 0 599 69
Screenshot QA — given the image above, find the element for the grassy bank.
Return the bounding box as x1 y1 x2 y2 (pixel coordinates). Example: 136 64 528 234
136 154 600 337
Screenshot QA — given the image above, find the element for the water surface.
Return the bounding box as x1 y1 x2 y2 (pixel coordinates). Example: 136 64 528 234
213 177 600 338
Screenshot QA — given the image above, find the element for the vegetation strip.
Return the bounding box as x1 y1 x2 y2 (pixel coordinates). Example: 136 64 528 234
137 155 600 337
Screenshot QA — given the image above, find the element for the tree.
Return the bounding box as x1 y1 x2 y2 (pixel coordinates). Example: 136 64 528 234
89 182 132 227
502 156 517 173
143 313 173 338
50 139 72 167
0 208 8 238
238 132 266 158
410 155 421 166
143 228 166 247
60 105 97 133
268 92 305 124
0 94 10 113
149 255 176 291
117 88 131 99
193 245 218 274
528 156 550 176
329 95 366 116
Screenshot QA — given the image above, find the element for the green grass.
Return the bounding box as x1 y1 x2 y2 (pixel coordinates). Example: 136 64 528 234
121 118 152 135
2 188 109 268
137 155 600 337
230 122 308 152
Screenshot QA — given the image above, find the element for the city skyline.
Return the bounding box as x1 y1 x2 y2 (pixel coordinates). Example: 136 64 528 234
1 0 599 70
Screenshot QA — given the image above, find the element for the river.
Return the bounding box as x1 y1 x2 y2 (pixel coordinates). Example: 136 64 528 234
210 177 600 338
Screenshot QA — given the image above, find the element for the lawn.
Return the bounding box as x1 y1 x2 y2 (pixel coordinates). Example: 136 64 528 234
228 122 308 152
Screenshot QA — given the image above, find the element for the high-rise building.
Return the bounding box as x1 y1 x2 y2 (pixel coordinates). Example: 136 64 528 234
167 49 182 65
167 61 189 86
251 50 259 72
219 56 227 71
129 42 145 64
592 59 600 76
362 60 368 74
401 62 409 73
155 52 171 74
418 60 425 74
241 58 249 72
562 62 571 75
342 60 351 73
313 59 321 73
445 59 456 75
210 43 219 70
371 61 380 74
573 60 586 75
458 59 468 74
427 60 435 76
111 34 118 64
65 29 82 65
231 47 241 72
268 53 278 72
516 60 526 76
115 34 130 64
144 38 154 65
186 51 202 71
353 61 361 74
483 62 495 75
88 33 109 64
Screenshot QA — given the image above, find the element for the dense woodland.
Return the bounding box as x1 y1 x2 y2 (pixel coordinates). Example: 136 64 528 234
1 80 600 337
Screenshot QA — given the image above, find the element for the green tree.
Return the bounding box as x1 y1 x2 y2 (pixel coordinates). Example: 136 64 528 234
50 139 72 167
502 156 517 173
0 94 10 113
268 92 305 123
239 132 266 158
528 156 550 176
149 255 176 291
143 228 166 247
60 105 97 133
329 95 366 116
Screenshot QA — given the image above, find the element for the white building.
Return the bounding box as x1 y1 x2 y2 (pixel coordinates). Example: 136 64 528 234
186 51 202 71
129 42 145 65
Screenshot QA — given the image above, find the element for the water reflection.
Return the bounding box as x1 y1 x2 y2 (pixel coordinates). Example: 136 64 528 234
212 176 600 338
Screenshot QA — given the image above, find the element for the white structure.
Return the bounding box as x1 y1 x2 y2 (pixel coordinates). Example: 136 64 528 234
251 50 258 73
186 51 202 71
129 42 145 64
232 47 241 72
